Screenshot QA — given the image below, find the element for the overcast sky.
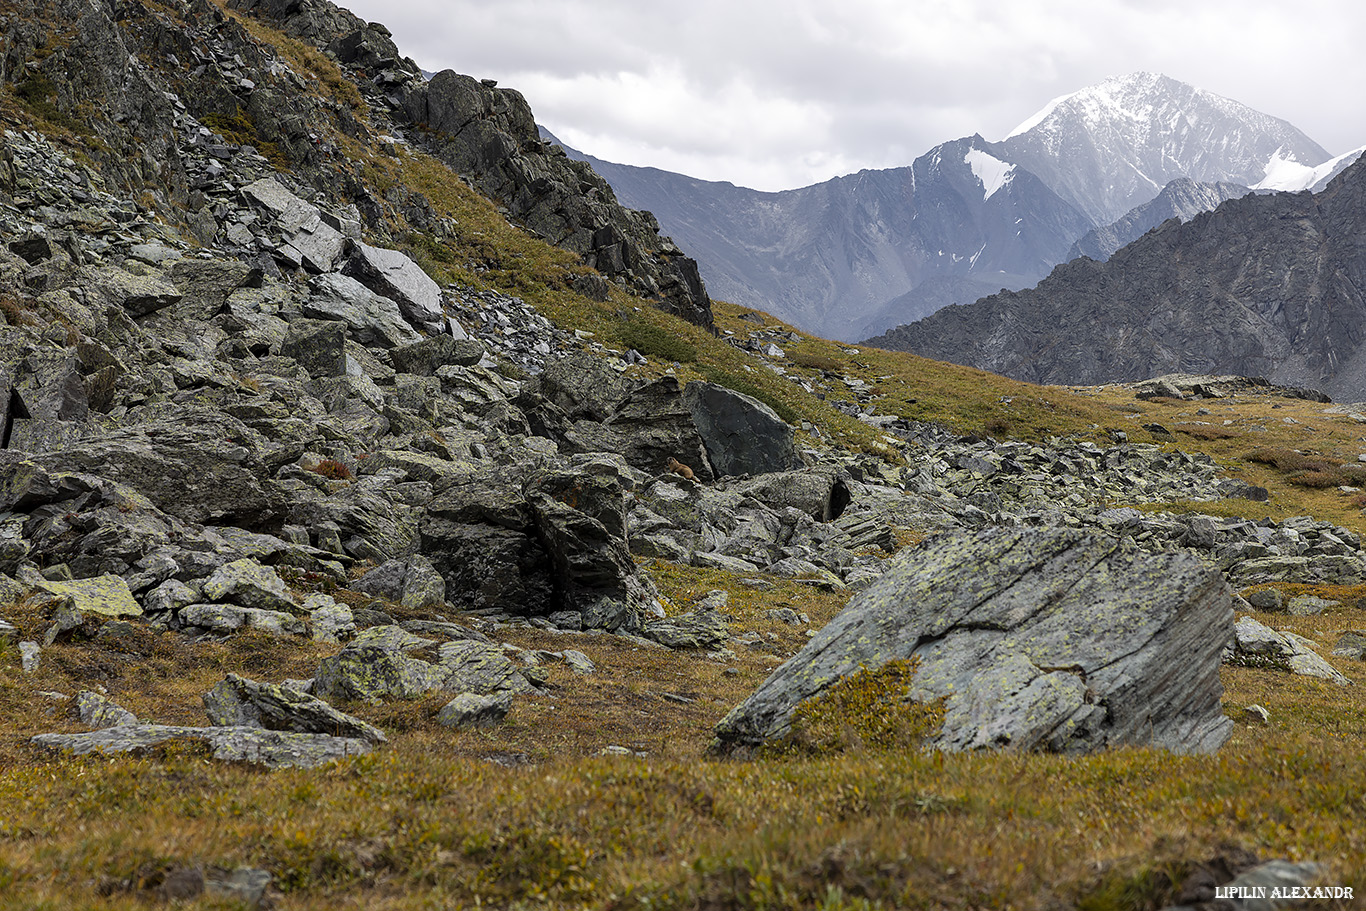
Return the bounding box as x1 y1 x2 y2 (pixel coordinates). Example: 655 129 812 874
342 0 1366 192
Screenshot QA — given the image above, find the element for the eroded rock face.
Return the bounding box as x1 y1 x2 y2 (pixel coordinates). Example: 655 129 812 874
714 527 1234 756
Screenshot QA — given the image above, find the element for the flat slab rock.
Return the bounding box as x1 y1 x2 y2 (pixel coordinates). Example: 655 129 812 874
714 527 1234 755
32 725 372 769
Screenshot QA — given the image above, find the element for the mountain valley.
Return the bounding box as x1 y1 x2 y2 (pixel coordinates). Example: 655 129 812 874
552 73 1364 343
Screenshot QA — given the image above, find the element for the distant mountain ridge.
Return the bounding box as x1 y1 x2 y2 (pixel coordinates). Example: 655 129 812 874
547 130 1091 340
1067 178 1255 263
547 73 1347 340
867 156 1366 400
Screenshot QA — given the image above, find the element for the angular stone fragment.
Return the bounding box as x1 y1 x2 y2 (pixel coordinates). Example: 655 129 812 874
202 560 298 613
32 575 142 618
683 381 800 477
306 273 422 348
348 555 446 612
75 691 137 728
32 725 371 769
343 241 446 334
714 527 1235 755
642 609 730 649
203 673 387 744
1229 616 1351 685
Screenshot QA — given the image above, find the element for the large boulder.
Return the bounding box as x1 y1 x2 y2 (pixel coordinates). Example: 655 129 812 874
348 555 446 612
566 376 714 480
305 273 422 349
342 241 445 335
683 381 800 477
38 407 283 528
420 464 661 628
713 527 1234 755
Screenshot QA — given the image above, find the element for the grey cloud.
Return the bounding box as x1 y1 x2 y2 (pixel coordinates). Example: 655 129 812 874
345 0 1366 191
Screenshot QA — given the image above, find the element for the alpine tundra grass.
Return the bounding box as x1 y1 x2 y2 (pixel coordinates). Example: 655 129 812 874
2 2 1366 909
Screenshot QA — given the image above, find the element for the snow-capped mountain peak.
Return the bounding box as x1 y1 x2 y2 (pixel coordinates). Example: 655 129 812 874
998 72 1330 223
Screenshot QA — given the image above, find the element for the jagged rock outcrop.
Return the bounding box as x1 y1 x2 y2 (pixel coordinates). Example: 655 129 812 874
203 673 389 742
872 156 1366 400
713 527 1234 755
400 73 713 328
221 0 712 329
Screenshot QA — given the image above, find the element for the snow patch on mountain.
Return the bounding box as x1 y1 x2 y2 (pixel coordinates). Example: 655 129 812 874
1254 145 1366 191
1004 90 1076 140
964 147 1014 199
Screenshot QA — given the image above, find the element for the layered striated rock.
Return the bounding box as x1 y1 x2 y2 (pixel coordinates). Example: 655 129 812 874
714 527 1234 755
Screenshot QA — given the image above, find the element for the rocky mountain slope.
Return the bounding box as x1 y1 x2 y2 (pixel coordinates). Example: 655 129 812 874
870 155 1366 399
554 131 1093 341
995 72 1327 225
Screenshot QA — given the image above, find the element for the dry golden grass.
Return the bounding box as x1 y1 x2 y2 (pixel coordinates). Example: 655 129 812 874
3 561 1366 910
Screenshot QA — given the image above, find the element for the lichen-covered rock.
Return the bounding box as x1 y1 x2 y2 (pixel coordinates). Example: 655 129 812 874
32 575 142 619
202 560 298 613
203 673 387 743
435 692 511 728
1229 616 1351 685
643 609 730 649
75 691 138 728
437 640 536 695
312 644 445 702
348 555 446 612
714 527 1234 755
179 604 306 636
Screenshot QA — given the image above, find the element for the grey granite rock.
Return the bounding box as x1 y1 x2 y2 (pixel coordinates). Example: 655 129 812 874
203 673 387 743
32 725 371 769
435 692 511 728
75 690 138 728
714 527 1234 755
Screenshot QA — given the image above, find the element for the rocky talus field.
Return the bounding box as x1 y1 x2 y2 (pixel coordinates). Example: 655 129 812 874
1 1 1366 909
